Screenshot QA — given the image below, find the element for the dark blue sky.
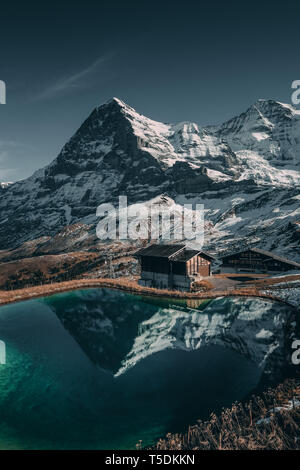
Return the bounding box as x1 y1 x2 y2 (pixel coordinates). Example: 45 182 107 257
0 0 299 181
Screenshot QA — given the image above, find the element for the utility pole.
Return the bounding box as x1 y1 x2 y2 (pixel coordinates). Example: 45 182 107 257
105 253 114 278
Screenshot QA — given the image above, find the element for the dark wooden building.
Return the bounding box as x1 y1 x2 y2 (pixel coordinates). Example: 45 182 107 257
135 244 213 291
220 247 300 274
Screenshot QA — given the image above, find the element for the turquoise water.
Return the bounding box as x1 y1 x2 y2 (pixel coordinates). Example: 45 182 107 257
0 289 291 449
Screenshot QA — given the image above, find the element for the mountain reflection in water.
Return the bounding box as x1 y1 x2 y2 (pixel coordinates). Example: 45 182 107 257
0 288 294 450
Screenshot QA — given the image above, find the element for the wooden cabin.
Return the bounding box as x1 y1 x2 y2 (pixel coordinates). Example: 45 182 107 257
135 244 213 291
220 247 300 274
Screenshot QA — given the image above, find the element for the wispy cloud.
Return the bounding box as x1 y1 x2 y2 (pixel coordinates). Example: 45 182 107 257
32 55 112 101
0 141 35 151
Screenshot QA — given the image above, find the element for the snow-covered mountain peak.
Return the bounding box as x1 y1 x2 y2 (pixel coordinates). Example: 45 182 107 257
104 96 127 107
0 97 299 252
96 96 135 115
251 99 300 120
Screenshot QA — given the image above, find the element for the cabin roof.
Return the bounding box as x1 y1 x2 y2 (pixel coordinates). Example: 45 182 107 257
134 244 185 258
221 247 300 268
172 249 214 262
134 244 215 262
199 250 216 261
171 249 201 262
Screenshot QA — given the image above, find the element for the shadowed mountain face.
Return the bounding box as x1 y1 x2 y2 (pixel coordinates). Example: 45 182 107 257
0 98 299 257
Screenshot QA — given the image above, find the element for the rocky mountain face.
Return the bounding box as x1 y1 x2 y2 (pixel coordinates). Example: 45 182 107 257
0 97 299 260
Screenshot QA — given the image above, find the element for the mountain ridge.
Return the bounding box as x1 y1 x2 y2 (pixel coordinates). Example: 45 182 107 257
0 97 299 260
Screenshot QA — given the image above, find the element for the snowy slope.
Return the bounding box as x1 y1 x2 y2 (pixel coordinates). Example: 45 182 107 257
177 187 300 260
0 97 299 257
211 99 300 186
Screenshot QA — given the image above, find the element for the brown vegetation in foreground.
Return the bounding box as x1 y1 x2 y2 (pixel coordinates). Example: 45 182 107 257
0 252 99 290
247 274 300 288
145 380 300 450
0 277 296 307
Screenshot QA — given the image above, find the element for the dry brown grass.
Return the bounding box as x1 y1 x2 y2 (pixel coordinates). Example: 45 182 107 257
145 380 300 450
191 279 213 292
0 277 295 308
214 273 268 279
247 274 300 288
0 251 99 289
